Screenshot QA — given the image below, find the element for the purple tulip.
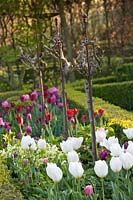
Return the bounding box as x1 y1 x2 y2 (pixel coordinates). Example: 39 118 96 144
13 152 18 159
124 141 128 149
4 122 11 131
99 149 108 160
30 91 38 101
26 106 33 113
50 94 57 105
49 87 58 96
38 105 42 112
17 133 21 139
58 102 63 109
26 125 32 134
27 113 32 120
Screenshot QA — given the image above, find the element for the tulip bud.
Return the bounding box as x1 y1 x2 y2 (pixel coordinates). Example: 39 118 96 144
96 128 107 143
68 137 83 150
38 139 46 150
84 185 93 196
94 160 108 178
110 143 122 157
123 128 133 139
120 152 133 170
46 163 63 182
69 162 84 178
21 135 36 150
67 151 79 163
60 140 73 153
110 157 122 173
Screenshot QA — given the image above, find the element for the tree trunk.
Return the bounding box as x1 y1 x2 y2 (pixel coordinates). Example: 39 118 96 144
58 0 75 81
103 0 111 71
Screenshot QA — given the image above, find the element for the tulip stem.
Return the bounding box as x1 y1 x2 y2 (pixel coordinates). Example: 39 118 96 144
77 178 82 200
101 178 105 200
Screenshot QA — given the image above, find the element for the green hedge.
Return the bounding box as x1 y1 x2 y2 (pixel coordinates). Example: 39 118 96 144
92 81 133 111
66 84 133 120
66 85 133 136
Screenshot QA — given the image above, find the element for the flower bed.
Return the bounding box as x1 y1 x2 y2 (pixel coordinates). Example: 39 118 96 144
0 86 133 200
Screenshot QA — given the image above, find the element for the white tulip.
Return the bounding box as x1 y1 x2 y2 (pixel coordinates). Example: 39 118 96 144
96 128 108 143
30 138 37 150
94 160 108 178
68 137 83 150
126 141 133 155
120 152 133 170
69 162 84 178
100 136 118 150
38 139 46 150
123 128 133 139
60 140 73 153
46 163 63 182
67 151 79 163
110 157 122 173
21 135 36 150
110 143 122 157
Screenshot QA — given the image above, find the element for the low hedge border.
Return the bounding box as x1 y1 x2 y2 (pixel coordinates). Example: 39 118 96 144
66 85 133 128
92 81 133 111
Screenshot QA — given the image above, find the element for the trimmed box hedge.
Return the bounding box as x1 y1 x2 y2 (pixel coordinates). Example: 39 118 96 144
92 81 133 111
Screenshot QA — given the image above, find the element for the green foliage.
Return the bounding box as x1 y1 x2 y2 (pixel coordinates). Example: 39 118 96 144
0 156 23 200
0 46 19 63
93 81 133 111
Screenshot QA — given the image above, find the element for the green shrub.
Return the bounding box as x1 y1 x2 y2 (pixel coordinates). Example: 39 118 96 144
0 156 23 200
92 81 133 111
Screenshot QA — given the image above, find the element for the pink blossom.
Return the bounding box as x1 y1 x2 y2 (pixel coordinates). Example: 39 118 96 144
27 113 32 120
50 94 57 105
30 91 38 101
84 185 93 196
2 100 9 108
49 87 58 95
20 94 30 102
42 158 48 164
0 118 4 126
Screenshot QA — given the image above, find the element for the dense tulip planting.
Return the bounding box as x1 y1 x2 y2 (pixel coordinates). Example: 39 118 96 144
0 86 133 200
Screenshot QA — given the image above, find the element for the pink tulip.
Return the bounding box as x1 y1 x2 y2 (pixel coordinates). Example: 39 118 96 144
84 185 93 196
0 118 4 126
2 100 9 108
